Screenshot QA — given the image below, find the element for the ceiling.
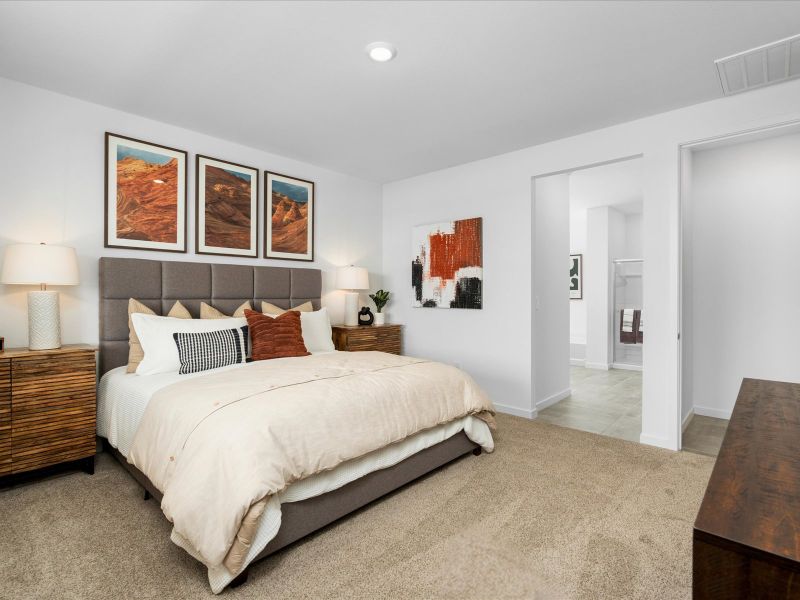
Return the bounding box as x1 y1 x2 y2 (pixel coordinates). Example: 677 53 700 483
570 158 643 215
1 1 799 183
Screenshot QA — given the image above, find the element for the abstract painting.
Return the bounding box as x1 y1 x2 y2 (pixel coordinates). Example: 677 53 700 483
570 254 583 299
265 171 314 261
196 155 258 257
105 132 187 252
412 217 482 309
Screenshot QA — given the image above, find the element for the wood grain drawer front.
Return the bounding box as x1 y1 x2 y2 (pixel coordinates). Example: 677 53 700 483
10 351 96 475
336 326 402 355
0 359 9 476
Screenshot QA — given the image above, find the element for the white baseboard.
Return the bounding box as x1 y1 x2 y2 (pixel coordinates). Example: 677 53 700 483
639 432 675 450
535 388 571 410
585 362 611 371
611 362 643 372
569 358 585 367
682 408 694 432
693 405 732 420
494 402 536 419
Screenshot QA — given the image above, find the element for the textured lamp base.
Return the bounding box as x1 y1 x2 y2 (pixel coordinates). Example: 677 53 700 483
28 290 61 350
344 292 359 327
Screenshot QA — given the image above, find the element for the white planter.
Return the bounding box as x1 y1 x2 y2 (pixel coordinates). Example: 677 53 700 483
374 312 386 325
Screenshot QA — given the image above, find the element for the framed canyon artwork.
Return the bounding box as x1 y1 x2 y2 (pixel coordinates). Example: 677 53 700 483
104 132 187 252
195 155 258 257
411 217 482 309
265 171 314 261
570 253 582 299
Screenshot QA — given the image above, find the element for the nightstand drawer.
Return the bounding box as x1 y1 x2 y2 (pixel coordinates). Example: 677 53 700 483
11 352 96 383
0 359 10 476
332 325 402 355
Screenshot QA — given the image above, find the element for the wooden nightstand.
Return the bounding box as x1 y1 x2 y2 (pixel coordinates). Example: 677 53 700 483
332 324 402 355
0 344 97 482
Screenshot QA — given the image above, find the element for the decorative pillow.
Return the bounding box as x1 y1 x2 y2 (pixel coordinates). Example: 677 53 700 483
127 299 191 373
245 309 310 361
172 327 248 374
299 308 335 354
131 312 248 375
261 301 314 316
200 301 252 319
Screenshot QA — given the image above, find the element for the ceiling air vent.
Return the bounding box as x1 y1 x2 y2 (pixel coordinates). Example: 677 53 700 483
715 33 800 95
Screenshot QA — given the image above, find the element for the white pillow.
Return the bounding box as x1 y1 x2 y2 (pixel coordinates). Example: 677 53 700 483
131 312 248 375
300 308 335 354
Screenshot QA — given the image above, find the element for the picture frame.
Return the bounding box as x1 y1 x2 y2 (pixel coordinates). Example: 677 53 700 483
570 253 583 299
195 155 259 258
104 132 187 253
412 217 483 309
264 171 314 261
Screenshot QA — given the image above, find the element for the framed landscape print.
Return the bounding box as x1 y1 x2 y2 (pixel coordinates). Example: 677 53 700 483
570 253 583 299
411 217 482 309
196 155 258 257
104 132 187 252
265 171 314 261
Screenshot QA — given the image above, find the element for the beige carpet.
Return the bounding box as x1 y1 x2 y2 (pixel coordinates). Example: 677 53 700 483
0 414 713 599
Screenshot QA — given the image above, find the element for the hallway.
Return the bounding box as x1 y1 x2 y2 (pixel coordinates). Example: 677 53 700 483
538 366 728 454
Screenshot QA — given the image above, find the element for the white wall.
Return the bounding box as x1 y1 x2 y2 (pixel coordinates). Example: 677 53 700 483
533 175 570 410
0 77 383 349
624 214 643 258
680 148 695 427
585 206 625 369
688 131 800 419
382 77 800 449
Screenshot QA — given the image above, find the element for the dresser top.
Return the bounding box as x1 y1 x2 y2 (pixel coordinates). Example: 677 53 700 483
694 378 800 563
0 343 97 359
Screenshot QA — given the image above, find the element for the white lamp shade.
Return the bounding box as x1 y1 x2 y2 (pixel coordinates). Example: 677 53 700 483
1 244 79 286
335 266 369 290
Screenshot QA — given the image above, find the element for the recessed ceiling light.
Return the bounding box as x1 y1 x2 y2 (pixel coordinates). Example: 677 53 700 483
366 42 397 63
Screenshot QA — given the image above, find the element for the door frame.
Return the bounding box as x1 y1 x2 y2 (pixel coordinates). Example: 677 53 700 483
676 118 800 449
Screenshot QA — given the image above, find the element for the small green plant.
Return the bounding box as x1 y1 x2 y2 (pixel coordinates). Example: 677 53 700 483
369 289 391 313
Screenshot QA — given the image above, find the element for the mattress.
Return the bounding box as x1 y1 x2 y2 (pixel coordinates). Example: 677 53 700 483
97 360 493 593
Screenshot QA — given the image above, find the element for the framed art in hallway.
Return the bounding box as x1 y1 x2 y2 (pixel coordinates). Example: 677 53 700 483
265 171 314 261
104 132 187 252
412 217 482 309
196 155 259 257
570 254 582 299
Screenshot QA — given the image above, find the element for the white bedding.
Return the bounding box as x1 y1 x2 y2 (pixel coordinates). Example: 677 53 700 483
97 358 494 593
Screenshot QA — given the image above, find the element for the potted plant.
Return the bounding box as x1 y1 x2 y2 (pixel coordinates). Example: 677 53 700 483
369 289 390 325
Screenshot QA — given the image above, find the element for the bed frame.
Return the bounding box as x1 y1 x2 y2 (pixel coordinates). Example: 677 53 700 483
98 257 480 588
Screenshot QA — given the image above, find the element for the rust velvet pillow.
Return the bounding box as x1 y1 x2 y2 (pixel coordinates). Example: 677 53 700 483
244 309 310 361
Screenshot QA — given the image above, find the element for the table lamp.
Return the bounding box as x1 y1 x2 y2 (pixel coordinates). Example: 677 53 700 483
336 266 369 327
1 243 79 350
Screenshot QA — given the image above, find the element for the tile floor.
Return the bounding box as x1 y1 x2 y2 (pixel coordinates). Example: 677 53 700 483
682 415 729 457
538 366 728 456
538 366 642 442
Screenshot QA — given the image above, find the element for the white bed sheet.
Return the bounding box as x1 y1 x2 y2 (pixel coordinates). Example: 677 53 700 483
97 360 494 593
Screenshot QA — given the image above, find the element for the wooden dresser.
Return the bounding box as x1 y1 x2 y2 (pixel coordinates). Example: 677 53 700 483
693 378 800 599
332 324 402 355
0 344 97 480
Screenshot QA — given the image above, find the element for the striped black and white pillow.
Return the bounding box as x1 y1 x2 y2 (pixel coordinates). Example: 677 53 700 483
172 326 248 375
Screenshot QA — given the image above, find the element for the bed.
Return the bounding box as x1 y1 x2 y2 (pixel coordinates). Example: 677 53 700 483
97 257 495 593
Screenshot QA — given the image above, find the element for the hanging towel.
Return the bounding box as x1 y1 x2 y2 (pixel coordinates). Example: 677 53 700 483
634 310 643 343
620 309 636 344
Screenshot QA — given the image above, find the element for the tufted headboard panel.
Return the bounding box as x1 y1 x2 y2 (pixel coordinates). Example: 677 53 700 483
98 257 322 375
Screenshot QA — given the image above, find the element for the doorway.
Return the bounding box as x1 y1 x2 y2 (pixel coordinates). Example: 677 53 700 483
679 121 800 455
533 156 644 443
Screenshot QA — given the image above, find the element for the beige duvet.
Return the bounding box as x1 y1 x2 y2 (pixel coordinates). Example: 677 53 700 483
128 351 495 574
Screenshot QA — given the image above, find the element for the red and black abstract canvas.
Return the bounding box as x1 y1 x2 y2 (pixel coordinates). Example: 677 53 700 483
412 217 482 309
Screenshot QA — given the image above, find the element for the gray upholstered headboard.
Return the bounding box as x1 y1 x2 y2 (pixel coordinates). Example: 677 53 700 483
99 257 322 375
